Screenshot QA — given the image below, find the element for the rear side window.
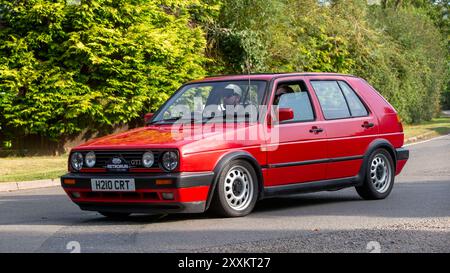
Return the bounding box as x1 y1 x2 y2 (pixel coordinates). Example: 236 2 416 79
311 81 350 119
338 81 368 117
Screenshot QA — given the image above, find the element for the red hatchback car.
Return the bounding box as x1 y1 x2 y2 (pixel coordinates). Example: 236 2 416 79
61 73 409 217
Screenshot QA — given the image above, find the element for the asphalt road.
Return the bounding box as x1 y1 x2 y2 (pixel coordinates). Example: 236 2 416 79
0 136 449 253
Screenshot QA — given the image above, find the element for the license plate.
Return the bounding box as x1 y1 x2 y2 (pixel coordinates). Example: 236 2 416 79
91 178 135 192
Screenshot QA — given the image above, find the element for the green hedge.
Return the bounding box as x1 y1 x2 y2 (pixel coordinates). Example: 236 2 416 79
0 0 448 149
0 0 209 142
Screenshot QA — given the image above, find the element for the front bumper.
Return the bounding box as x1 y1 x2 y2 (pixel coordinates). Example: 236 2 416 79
61 172 214 214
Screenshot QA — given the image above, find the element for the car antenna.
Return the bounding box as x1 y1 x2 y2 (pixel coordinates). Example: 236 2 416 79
242 55 251 105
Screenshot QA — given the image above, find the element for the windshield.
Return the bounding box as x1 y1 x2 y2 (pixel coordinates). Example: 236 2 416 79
151 80 268 124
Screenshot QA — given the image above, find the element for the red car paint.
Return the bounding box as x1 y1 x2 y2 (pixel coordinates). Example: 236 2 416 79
61 73 409 215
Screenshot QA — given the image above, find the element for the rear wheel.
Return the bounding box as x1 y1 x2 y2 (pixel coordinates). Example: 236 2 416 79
210 160 259 217
356 149 395 200
98 211 131 219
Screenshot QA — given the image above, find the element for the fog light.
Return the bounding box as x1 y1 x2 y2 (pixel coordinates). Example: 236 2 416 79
161 192 174 200
71 192 81 198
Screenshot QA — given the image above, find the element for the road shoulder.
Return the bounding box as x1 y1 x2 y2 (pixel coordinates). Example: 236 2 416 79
0 179 60 192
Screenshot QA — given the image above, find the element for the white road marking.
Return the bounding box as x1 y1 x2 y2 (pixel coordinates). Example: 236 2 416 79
404 134 450 147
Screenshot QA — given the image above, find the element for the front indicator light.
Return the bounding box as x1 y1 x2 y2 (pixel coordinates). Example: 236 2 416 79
156 179 173 185
64 179 76 185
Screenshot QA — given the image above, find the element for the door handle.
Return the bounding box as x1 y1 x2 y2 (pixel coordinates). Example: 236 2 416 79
309 126 324 134
362 121 374 129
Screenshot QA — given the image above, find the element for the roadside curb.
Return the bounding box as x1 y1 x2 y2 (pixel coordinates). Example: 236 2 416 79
0 179 60 192
404 131 435 144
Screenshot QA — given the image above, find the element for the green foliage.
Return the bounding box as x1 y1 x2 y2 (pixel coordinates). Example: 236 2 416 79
1 0 449 151
206 0 448 123
0 0 209 141
367 5 447 122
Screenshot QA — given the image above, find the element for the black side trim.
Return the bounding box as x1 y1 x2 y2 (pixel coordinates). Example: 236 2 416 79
268 155 363 168
396 148 409 161
264 176 360 197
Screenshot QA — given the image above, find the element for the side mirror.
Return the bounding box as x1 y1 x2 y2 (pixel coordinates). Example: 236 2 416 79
278 108 294 122
144 113 154 124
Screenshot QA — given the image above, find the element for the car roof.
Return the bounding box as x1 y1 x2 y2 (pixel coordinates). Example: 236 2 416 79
189 72 359 83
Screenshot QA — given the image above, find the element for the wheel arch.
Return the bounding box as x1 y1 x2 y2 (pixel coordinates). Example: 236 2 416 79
205 151 264 210
358 138 397 183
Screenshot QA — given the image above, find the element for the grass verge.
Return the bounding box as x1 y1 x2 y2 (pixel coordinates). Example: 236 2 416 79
403 116 450 143
0 155 67 183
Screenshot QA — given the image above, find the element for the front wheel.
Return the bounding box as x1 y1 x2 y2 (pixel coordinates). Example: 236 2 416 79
210 160 259 217
356 149 395 200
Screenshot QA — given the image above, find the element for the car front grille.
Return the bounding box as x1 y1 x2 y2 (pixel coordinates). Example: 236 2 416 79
78 150 160 169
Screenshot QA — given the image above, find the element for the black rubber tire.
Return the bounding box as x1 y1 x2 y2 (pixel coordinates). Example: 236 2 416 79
210 160 259 217
98 211 131 219
356 148 395 200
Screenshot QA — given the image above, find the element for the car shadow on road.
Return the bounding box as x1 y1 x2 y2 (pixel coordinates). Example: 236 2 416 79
76 180 450 224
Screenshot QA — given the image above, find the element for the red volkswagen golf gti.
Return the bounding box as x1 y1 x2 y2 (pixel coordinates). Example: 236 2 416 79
61 73 409 218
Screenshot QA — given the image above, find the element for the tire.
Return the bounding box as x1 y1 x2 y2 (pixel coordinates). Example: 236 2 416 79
356 148 395 200
210 160 259 217
98 211 131 219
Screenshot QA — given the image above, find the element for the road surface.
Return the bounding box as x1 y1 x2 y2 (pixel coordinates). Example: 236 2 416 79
0 135 449 253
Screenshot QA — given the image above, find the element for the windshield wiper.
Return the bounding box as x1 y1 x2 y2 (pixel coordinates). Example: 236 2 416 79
148 117 180 125
149 116 202 125
203 112 254 121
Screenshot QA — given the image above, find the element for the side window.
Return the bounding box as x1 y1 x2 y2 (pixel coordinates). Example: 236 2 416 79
338 81 368 117
311 81 351 119
274 81 315 122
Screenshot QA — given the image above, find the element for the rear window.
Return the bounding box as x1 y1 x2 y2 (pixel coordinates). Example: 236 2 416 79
338 81 368 117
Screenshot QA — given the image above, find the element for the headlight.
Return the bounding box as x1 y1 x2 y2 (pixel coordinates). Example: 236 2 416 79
161 151 178 171
142 151 155 168
85 151 96 168
70 152 83 171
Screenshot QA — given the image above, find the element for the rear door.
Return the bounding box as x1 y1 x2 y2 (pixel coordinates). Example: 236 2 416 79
308 77 379 180
265 77 327 186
